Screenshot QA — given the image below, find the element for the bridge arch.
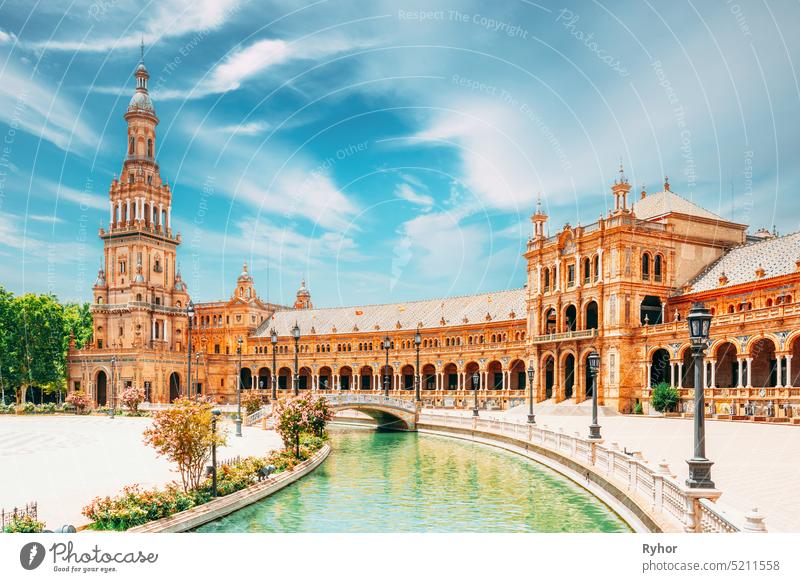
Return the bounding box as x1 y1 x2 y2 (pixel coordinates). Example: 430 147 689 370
325 393 419 430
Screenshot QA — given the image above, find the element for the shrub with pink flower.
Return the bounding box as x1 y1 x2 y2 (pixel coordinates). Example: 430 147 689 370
65 390 89 413
273 394 332 458
121 385 146 414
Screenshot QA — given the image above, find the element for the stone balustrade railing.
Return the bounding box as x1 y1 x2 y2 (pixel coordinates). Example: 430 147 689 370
323 392 418 413
418 412 767 533
244 405 272 426
529 329 597 344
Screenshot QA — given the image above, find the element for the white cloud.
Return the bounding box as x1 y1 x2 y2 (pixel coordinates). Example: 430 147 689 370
238 168 360 232
29 0 243 52
214 121 270 136
159 34 372 100
0 63 97 152
0 29 17 44
394 183 434 209
40 179 108 211
27 214 64 224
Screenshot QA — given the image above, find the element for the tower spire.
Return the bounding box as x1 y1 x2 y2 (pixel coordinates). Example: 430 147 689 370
140 35 144 61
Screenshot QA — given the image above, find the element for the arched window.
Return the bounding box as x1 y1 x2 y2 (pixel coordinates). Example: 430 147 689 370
641 253 651 280
593 255 600 282
583 257 591 284
129 136 134 155
147 138 153 158
654 255 663 282
544 268 550 292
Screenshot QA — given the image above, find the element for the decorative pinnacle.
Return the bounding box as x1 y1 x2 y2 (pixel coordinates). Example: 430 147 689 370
664 175 670 191
140 35 144 61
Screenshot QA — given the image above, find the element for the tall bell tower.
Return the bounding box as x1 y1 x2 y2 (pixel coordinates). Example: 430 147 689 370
92 50 189 352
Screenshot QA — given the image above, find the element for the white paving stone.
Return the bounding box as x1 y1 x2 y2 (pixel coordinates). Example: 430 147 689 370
0 415 282 529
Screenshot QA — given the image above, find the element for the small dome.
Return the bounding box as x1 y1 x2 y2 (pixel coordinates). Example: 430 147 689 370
238 261 252 282
94 267 106 287
136 61 148 74
128 90 154 113
297 279 310 297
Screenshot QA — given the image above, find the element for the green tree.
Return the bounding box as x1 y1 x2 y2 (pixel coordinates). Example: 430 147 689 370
63 302 93 349
650 382 680 413
9 293 66 403
0 287 14 405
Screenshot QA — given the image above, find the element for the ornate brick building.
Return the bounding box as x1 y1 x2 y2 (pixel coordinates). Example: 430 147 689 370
68 60 800 419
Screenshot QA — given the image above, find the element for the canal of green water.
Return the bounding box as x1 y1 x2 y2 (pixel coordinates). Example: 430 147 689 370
195 426 630 533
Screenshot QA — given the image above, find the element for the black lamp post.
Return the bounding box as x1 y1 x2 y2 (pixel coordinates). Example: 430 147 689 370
194 351 201 401
527 363 536 424
291 323 300 396
186 300 194 400
211 409 220 497
414 328 422 402
109 355 116 418
588 351 601 439
235 337 243 437
270 328 278 399
686 302 715 489
382 335 391 397
472 371 480 416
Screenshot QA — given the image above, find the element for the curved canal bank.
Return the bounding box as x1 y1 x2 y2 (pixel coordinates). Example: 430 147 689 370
195 427 631 533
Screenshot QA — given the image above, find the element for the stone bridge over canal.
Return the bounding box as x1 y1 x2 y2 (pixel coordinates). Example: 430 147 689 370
323 393 420 430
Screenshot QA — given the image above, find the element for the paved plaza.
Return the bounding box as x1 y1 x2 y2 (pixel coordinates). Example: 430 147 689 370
0 415 282 529
431 402 800 532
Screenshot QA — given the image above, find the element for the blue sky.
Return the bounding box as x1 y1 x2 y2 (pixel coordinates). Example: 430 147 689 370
0 0 798 307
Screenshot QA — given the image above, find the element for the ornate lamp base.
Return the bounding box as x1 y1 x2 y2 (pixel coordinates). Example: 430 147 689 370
527 414 536 424
588 423 602 440
686 457 715 489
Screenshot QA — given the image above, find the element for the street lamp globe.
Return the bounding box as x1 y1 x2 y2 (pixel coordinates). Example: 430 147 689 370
527 363 535 387
237 336 242 351
588 351 601 374
414 328 421 347
186 299 194 318
292 323 301 340
270 328 278 345
687 303 712 346
471 372 480 387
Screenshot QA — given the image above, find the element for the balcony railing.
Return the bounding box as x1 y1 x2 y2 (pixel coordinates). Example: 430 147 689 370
529 328 597 344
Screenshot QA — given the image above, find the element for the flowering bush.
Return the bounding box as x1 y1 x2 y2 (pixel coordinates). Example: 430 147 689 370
82 483 196 531
143 398 228 492
121 386 146 414
3 514 45 533
66 390 90 413
274 394 332 458
197 455 272 497
241 390 264 416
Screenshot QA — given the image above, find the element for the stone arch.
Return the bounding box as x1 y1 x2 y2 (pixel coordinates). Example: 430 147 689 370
422 363 436 390
443 362 458 390
543 307 557 334
169 371 181 402
95 369 108 407
298 367 312 390
257 367 271 391
749 337 778 388
278 366 292 390
564 304 577 331
318 366 332 390
239 367 252 390
713 341 738 388
508 359 525 390
650 348 671 386
401 364 415 390
486 360 503 390
464 361 480 389
542 354 555 399
359 365 374 390
339 366 353 390
559 351 576 399
640 295 663 325
584 300 599 330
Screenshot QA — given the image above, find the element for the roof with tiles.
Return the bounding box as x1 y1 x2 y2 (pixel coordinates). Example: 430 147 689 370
255 288 527 337
632 189 725 222
685 231 800 293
